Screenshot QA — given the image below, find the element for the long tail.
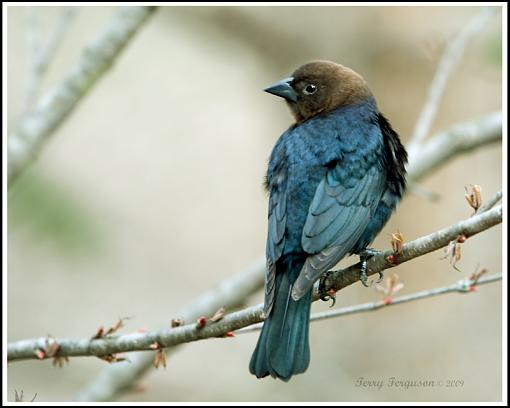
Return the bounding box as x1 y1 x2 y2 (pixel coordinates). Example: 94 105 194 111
249 258 312 381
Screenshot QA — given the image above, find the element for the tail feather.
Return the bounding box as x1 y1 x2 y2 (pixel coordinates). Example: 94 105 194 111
249 259 312 381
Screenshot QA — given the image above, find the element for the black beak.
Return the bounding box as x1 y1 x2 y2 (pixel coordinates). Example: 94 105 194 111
263 77 297 102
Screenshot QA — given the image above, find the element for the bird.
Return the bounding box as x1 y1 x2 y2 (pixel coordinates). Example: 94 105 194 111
249 60 407 381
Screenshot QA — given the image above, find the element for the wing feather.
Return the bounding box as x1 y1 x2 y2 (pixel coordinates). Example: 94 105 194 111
292 163 385 300
264 172 288 315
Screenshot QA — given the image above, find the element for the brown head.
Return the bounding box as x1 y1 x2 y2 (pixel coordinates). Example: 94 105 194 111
264 60 373 123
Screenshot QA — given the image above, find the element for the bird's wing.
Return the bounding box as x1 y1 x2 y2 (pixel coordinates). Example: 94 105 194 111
264 185 287 316
292 161 385 300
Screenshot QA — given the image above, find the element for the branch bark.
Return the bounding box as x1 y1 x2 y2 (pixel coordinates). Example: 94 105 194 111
8 6 156 184
74 257 265 401
8 204 502 363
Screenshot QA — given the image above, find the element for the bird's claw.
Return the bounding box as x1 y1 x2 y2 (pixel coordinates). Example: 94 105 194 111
323 293 336 308
319 271 336 307
376 270 385 284
359 248 382 287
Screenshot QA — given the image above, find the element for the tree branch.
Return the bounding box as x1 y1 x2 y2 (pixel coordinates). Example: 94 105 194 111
74 257 265 402
8 204 502 363
320 204 501 294
8 6 156 185
407 111 502 183
407 7 496 157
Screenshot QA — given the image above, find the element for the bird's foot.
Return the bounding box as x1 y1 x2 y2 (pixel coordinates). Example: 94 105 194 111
318 271 336 307
359 248 383 287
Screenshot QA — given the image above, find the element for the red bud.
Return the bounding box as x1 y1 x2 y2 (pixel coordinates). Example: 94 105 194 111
196 316 207 329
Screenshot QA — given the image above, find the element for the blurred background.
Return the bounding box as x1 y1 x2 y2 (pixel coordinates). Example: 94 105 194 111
7 5 502 402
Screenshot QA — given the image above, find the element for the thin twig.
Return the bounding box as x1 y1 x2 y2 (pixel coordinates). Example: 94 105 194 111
8 6 156 185
237 273 502 334
407 7 496 158
478 190 503 214
8 205 502 363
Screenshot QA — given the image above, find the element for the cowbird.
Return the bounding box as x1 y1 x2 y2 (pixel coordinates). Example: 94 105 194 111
249 61 407 381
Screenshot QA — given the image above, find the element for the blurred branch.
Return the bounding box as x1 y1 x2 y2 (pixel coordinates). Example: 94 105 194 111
407 111 502 183
8 6 156 185
22 7 77 117
237 273 502 334
408 184 441 202
8 205 502 363
407 7 496 158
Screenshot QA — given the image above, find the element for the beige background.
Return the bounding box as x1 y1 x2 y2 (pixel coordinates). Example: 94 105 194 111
7 5 503 402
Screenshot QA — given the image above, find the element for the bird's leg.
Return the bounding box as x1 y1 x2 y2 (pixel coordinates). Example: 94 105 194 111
359 248 383 287
318 271 336 307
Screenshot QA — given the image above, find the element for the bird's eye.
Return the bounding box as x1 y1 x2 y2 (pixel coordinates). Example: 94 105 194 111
303 84 318 95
